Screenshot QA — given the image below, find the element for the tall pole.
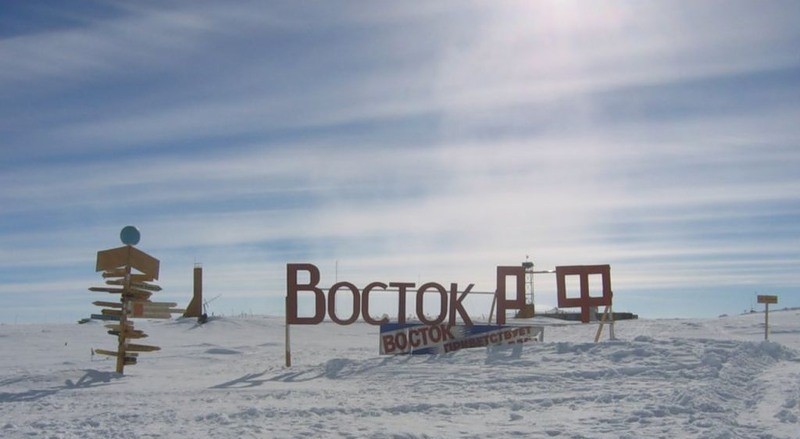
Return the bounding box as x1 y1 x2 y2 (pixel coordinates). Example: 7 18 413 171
764 303 770 341
285 296 291 367
116 246 132 374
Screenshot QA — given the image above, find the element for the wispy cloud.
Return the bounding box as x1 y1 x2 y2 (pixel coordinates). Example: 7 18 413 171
1 1 798 322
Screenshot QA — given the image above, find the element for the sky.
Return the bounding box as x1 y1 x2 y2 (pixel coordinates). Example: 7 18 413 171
1 0 799 323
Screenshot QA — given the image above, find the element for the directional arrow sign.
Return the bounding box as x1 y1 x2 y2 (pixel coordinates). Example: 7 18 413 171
134 311 172 319
89 286 125 294
107 329 148 338
93 301 122 308
125 343 160 352
130 281 161 292
91 313 120 321
103 272 155 283
104 322 133 330
122 291 153 301
102 268 128 278
129 301 180 318
94 349 121 357
105 279 162 291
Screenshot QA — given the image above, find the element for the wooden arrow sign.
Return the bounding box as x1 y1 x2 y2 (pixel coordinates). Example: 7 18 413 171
129 301 179 318
102 268 128 278
105 278 126 286
101 308 122 317
129 286 158 296
130 281 161 292
130 301 178 309
125 343 160 352
95 349 140 358
107 329 148 338
94 349 121 357
105 279 162 291
89 286 125 294
103 272 156 282
91 313 120 321
122 291 153 301
93 301 122 308
133 311 172 319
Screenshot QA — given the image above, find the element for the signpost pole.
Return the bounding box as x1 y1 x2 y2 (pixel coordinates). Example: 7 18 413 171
285 296 291 367
756 295 778 341
488 292 497 324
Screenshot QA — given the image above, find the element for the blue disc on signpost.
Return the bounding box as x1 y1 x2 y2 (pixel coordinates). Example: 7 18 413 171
120 226 141 246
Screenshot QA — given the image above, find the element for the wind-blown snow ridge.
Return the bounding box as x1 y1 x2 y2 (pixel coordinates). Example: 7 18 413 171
1 311 799 438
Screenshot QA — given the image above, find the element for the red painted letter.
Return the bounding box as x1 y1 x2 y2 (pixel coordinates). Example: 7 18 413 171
286 263 325 324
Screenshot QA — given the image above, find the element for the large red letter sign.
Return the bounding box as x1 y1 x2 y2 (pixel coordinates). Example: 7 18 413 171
286 263 325 324
496 266 525 325
556 265 612 323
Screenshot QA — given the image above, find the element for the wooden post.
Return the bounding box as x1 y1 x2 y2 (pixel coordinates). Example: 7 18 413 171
285 296 291 367
116 246 132 374
187 265 204 318
594 305 615 342
757 295 778 341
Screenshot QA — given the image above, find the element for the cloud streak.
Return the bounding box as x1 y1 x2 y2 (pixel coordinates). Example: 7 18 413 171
1 1 798 322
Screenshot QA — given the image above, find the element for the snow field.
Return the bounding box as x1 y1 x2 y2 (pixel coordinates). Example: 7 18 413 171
0 311 798 438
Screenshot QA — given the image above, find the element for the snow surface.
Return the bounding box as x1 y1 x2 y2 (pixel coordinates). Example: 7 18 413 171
1 311 799 438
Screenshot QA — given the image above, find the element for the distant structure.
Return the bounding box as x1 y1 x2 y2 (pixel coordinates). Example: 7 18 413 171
516 257 536 318
183 264 204 321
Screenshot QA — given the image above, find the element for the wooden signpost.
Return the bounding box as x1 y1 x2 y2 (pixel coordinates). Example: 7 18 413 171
757 295 778 340
89 226 184 374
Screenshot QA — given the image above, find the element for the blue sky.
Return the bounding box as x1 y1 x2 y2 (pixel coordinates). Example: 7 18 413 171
1 1 799 323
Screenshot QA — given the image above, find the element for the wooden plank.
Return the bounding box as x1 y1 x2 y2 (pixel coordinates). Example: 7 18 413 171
129 274 155 283
95 246 160 279
106 279 162 291
132 311 172 319
95 349 139 358
107 330 147 338
130 281 162 292
93 301 122 308
94 349 121 357
91 313 120 321
104 322 133 330
123 291 153 301
101 308 122 316
125 343 160 352
95 246 129 272
126 246 160 280
104 272 156 282
131 301 178 309
102 268 127 278
89 286 125 294
129 285 159 294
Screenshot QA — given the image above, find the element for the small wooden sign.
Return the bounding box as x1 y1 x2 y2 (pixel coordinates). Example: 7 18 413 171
91 313 120 321
126 343 161 352
93 301 123 308
757 295 778 304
